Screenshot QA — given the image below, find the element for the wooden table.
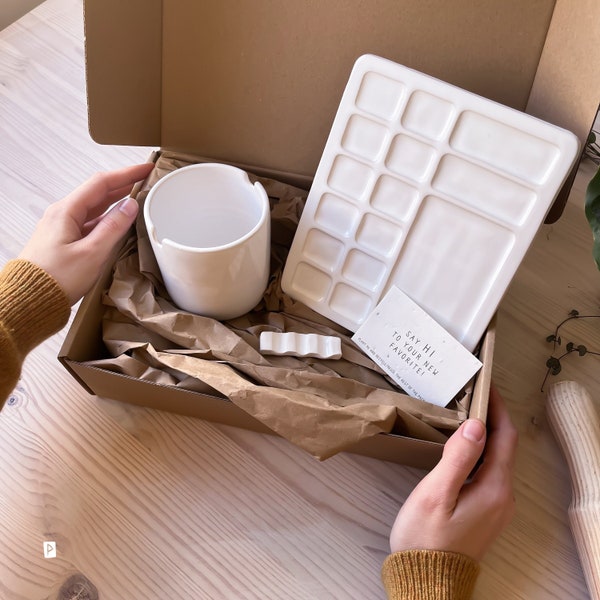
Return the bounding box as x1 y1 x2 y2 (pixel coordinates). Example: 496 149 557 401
1 1 598 598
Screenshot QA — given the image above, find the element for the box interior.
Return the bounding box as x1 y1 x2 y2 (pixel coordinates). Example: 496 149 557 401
60 149 495 467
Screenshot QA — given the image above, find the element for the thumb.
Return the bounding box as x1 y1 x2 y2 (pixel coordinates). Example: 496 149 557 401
85 196 139 251
425 419 487 504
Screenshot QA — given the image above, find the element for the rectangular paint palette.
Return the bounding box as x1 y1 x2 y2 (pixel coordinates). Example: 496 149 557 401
281 55 579 351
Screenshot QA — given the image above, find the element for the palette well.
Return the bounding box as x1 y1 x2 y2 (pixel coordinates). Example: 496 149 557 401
281 55 579 351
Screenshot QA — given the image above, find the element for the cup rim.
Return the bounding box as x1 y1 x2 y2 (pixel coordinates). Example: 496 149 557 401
143 162 270 253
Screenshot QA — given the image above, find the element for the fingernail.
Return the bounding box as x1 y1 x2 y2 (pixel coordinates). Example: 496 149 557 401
119 197 138 218
462 419 485 442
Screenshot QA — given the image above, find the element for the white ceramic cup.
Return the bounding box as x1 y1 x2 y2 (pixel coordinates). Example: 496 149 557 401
144 163 271 319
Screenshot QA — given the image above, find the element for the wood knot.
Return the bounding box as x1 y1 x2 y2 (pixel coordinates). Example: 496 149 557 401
57 573 99 600
6 384 29 407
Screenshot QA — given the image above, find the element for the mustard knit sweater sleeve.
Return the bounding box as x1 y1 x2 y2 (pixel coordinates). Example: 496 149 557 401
0 259 71 405
382 549 480 599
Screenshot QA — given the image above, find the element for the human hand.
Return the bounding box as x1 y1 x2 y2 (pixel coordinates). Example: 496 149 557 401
389 385 518 561
19 163 153 305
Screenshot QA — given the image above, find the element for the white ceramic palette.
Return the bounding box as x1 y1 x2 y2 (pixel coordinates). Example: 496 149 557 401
281 54 579 351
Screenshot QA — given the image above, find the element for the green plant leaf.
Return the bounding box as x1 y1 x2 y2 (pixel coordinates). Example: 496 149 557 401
585 166 600 271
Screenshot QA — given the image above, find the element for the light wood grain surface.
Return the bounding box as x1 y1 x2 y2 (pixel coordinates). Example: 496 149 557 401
1 1 599 598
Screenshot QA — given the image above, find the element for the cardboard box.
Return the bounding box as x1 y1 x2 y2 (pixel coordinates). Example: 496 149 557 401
60 0 599 469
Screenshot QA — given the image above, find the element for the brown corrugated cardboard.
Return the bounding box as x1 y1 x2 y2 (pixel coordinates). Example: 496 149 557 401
83 0 600 220
60 0 599 467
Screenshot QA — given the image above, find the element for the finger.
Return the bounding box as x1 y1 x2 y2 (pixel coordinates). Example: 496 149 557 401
62 163 153 225
457 389 518 531
80 183 142 234
82 183 144 225
472 386 518 484
80 196 139 256
418 418 487 507
485 386 518 469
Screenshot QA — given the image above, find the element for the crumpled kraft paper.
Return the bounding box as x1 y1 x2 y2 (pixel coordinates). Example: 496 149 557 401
86 151 470 459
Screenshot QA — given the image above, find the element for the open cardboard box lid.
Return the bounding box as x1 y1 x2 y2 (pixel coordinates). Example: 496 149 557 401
85 0 600 221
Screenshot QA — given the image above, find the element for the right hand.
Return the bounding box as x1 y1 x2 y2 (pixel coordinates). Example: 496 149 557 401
389 385 518 561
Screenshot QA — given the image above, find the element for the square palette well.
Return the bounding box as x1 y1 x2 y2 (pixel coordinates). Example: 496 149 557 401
281 54 579 351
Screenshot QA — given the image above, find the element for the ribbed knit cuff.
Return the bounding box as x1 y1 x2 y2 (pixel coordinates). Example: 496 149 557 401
381 550 480 600
0 258 70 368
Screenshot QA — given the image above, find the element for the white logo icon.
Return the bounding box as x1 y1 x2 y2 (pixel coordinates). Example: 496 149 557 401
44 541 56 559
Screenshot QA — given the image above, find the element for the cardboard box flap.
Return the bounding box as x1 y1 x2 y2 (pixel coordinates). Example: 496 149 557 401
84 0 162 147
85 0 574 177
527 0 600 143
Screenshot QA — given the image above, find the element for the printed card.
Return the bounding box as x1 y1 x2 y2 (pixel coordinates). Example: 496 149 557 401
352 286 482 407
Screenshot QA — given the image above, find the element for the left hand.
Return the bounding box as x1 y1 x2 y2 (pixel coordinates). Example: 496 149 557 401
19 163 153 305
